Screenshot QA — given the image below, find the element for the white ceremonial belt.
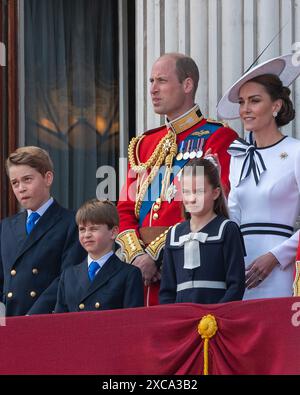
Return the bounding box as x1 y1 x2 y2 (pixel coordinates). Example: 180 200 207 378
177 280 227 292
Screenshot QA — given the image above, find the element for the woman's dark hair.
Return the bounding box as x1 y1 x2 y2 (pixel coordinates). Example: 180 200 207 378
182 157 229 219
248 73 295 127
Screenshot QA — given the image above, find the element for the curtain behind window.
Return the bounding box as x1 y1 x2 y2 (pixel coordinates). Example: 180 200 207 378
24 0 119 210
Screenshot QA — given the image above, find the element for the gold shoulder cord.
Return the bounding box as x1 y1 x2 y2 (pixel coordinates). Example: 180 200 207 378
293 261 300 296
128 129 177 219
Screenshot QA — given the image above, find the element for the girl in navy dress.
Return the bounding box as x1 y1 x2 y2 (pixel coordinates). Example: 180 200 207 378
159 157 245 304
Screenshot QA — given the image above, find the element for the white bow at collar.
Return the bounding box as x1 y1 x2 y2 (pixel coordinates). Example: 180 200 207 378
177 232 208 269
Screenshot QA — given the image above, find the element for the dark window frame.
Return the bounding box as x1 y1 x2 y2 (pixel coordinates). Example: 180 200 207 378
0 0 18 218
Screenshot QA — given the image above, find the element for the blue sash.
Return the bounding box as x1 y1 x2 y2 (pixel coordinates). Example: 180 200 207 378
138 122 222 225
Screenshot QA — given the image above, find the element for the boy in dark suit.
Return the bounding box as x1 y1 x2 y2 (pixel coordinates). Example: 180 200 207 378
0 146 86 316
54 199 144 313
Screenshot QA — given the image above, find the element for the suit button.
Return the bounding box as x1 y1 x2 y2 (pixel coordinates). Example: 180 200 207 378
32 268 38 275
95 302 100 309
10 269 17 276
79 303 85 310
30 291 37 298
7 292 13 298
153 213 159 220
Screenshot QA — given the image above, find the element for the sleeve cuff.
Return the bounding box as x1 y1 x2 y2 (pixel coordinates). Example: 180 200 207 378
145 227 171 261
271 244 295 270
116 229 144 263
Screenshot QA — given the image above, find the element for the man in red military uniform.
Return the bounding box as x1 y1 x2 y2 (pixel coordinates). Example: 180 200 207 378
117 53 238 306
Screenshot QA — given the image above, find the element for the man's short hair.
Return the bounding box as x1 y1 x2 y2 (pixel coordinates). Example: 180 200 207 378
161 53 199 96
76 199 119 229
6 146 54 176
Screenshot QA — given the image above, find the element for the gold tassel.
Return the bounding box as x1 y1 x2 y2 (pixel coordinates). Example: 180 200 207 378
198 314 218 375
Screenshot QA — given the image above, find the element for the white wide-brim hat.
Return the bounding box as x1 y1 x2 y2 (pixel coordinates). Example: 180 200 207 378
217 53 300 119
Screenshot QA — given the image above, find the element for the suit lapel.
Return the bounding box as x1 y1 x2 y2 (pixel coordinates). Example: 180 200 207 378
14 201 63 263
11 212 27 258
75 258 91 291
82 255 121 300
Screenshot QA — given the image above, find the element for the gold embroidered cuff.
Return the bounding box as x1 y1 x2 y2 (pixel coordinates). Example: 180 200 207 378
293 261 300 297
145 227 171 261
116 230 144 264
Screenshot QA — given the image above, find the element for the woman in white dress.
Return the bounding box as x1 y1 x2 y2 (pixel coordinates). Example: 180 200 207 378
217 54 300 300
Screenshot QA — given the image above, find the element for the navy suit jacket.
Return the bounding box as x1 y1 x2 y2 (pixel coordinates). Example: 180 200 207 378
54 254 144 312
0 200 86 316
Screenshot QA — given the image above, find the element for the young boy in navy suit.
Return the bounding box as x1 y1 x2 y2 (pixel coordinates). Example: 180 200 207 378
0 146 86 316
54 199 144 313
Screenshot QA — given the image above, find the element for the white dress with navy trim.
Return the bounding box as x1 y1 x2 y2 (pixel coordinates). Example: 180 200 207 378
228 134 300 300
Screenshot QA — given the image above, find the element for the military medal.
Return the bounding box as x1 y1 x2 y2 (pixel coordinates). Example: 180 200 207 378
176 141 184 161
183 140 192 160
196 138 204 158
189 140 197 159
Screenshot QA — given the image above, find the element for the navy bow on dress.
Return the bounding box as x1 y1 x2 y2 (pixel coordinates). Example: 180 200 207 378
227 133 266 186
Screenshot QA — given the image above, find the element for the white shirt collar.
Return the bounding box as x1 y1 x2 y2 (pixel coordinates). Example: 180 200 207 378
27 197 54 219
88 251 114 269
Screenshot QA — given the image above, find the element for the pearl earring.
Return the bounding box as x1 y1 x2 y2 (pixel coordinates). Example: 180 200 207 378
273 111 278 117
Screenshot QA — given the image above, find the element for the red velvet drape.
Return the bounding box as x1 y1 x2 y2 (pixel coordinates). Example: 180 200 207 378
0 297 299 374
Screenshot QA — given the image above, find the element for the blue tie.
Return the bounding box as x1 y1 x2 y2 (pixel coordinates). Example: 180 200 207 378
26 212 40 235
88 261 100 282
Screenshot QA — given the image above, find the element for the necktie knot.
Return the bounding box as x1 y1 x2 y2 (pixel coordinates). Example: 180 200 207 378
88 261 100 282
26 212 40 235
